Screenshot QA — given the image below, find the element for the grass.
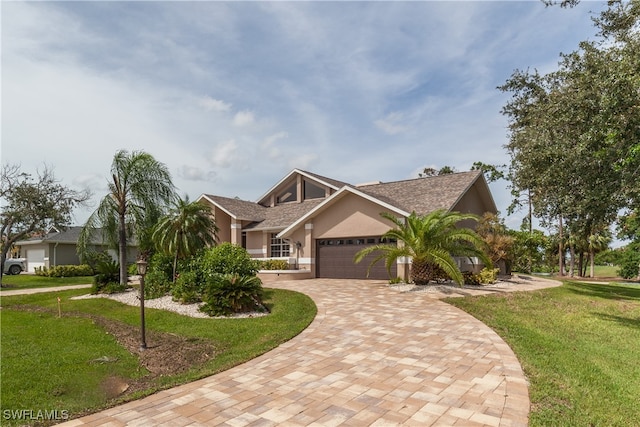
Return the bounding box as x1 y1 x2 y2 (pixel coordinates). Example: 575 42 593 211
0 274 93 291
0 287 316 425
445 281 640 426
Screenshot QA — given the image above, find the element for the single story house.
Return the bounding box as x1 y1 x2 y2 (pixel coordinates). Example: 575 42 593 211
16 226 139 272
198 169 497 281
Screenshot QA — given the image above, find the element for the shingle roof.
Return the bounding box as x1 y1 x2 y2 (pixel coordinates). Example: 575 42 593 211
356 171 483 215
244 199 325 230
17 226 110 245
203 194 267 221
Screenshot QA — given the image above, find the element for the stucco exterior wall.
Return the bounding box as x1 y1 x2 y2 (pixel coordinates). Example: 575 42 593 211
245 231 266 258
214 207 232 243
312 193 397 238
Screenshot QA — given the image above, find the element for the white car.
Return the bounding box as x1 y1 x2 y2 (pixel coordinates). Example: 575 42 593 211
3 258 26 275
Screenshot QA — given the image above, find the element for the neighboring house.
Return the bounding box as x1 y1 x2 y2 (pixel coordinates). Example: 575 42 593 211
15 227 139 272
198 169 497 281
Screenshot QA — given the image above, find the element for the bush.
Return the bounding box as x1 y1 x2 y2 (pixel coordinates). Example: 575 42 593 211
143 269 172 299
92 281 129 294
618 245 640 280
81 250 114 274
172 270 202 304
256 259 289 270
479 267 500 284
143 252 174 299
201 243 259 278
200 274 264 316
388 276 404 284
34 264 93 277
463 271 481 286
93 260 119 284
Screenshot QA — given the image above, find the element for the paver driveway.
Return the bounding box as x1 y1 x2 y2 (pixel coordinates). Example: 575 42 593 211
61 279 536 426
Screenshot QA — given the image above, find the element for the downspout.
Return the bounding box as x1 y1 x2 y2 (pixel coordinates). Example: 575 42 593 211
53 242 59 267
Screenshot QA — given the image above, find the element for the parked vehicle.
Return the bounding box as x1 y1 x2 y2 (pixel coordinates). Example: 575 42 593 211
3 258 26 275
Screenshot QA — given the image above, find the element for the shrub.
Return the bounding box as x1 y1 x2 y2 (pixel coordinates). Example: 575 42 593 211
256 259 289 270
478 267 500 284
35 264 93 277
388 276 404 284
143 252 175 299
143 269 172 299
81 250 114 274
92 281 129 294
618 245 640 280
92 260 121 294
172 270 202 304
201 243 259 278
93 260 119 285
200 274 264 317
463 271 481 286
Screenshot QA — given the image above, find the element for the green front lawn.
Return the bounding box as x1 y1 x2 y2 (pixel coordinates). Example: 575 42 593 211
445 281 640 426
0 275 93 291
0 287 316 426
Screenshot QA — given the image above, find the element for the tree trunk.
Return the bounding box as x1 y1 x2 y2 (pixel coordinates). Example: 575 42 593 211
569 244 575 277
558 216 565 276
173 251 179 284
589 249 595 278
119 211 128 286
578 252 584 277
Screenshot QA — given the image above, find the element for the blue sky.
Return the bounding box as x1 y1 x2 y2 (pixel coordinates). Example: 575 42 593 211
2 1 606 229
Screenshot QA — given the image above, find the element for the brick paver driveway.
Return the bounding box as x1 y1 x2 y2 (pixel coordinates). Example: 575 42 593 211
61 279 539 426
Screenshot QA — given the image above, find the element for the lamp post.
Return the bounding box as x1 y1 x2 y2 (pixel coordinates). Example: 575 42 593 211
136 259 148 350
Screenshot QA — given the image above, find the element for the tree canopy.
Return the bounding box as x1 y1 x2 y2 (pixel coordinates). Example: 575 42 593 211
499 0 640 272
0 164 90 278
79 150 176 285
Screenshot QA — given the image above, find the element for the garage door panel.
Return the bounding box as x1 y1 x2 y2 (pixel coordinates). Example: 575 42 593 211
317 237 397 280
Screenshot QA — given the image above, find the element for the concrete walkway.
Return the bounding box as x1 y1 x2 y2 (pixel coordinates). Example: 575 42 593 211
0 283 92 296
56 277 561 427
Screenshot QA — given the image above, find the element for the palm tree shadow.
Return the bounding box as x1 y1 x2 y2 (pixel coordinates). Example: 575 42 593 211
565 281 640 302
594 312 640 329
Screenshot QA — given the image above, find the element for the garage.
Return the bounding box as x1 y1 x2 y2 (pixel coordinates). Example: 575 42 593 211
26 248 46 273
316 237 397 280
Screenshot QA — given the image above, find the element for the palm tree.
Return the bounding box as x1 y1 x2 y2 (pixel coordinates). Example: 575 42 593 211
152 196 219 282
79 150 176 285
354 210 491 286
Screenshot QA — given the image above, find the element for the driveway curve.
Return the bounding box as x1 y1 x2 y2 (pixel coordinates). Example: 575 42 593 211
61 279 540 427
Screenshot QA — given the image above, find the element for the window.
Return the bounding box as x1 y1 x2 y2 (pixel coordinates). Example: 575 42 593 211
241 232 247 249
270 234 290 257
303 180 325 200
276 183 298 204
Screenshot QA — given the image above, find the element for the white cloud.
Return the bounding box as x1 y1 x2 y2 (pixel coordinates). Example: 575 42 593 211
208 140 238 169
177 166 217 182
374 112 409 135
233 110 255 127
261 131 288 159
198 96 231 112
287 153 317 170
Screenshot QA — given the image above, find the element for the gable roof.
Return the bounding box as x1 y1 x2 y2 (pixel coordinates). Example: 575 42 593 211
356 170 494 215
256 169 347 205
199 194 267 221
199 169 496 237
16 226 114 246
244 199 325 231
278 171 496 238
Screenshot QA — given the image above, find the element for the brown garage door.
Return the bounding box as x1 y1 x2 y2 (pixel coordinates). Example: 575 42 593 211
316 237 397 280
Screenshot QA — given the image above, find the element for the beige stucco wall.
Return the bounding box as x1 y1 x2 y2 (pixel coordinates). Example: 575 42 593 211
213 207 232 243
245 231 266 257
312 193 397 238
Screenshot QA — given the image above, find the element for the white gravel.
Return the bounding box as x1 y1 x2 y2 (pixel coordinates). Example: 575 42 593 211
71 289 267 319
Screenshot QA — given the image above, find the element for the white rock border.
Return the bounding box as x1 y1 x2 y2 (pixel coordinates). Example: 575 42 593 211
71 289 267 319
